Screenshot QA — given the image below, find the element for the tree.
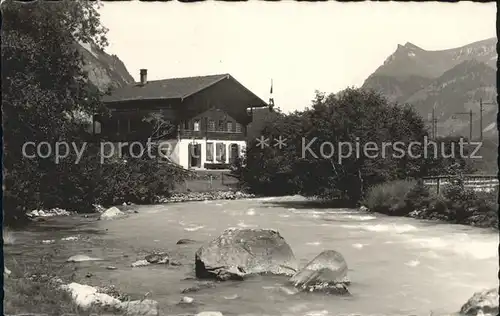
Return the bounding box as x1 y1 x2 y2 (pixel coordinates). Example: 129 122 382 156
2 0 109 222
237 88 436 203
2 1 187 225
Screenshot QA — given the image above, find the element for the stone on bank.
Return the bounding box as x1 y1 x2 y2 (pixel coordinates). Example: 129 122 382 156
195 228 298 281
4 266 12 278
61 282 159 316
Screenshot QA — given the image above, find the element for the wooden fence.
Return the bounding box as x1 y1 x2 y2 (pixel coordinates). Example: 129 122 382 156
174 170 240 192
422 174 498 194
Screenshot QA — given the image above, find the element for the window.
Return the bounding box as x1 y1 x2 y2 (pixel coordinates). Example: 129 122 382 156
216 143 226 162
183 120 190 130
208 120 215 132
227 121 233 132
235 122 242 133
193 119 200 131
206 142 214 161
218 120 225 132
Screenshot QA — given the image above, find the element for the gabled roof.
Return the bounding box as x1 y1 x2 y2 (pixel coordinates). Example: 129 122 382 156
102 73 267 107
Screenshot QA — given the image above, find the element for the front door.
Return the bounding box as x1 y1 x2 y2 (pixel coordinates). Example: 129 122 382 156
188 143 201 168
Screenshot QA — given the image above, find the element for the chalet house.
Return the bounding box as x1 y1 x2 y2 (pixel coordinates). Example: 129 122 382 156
100 70 268 170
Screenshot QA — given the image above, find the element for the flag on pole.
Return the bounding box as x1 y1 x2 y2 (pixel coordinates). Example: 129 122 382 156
268 79 274 112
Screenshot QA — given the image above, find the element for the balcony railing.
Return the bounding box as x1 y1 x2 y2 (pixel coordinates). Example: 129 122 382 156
179 129 246 140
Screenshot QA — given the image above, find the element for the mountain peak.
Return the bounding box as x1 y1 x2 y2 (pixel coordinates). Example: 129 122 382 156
371 37 496 79
403 42 423 50
362 37 496 139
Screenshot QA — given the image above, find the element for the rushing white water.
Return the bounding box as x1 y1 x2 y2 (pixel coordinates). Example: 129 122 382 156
8 196 497 316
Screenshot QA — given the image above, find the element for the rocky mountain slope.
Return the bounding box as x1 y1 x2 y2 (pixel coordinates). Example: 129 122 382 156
77 41 134 92
362 37 497 139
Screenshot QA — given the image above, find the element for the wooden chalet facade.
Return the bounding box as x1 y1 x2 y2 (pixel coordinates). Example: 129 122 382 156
99 70 268 170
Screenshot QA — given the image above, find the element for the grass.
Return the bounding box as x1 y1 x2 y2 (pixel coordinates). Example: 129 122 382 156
3 249 125 316
3 228 16 245
4 257 79 315
4 276 82 315
362 179 499 229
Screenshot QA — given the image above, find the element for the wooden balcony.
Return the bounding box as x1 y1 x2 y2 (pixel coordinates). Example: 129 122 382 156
179 129 246 141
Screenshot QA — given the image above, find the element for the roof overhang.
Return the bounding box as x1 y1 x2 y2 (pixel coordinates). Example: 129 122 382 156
103 74 269 108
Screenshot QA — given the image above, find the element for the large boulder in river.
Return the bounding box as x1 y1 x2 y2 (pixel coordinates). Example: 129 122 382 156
195 228 298 281
289 250 350 294
459 288 498 316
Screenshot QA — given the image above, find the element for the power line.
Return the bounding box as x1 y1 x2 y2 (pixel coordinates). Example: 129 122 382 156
452 109 475 142
479 98 497 141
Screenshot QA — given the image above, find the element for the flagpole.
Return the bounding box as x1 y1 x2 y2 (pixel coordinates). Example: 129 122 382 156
269 78 274 112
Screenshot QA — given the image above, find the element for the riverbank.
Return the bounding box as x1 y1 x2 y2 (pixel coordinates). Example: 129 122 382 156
16 190 258 225
159 190 256 203
361 180 498 230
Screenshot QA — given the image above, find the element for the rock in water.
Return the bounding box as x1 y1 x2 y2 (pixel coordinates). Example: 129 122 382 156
67 255 103 263
180 296 194 304
177 238 198 245
196 312 224 316
131 260 150 267
181 281 217 293
459 288 498 316
359 205 369 212
119 299 159 316
100 207 125 220
145 252 169 264
289 250 350 294
195 228 298 281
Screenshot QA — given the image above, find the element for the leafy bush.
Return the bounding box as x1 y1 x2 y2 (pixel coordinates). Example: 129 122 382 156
362 179 498 228
3 141 188 226
362 180 418 215
94 158 188 207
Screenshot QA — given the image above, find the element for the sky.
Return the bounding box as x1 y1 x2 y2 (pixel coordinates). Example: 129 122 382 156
98 1 496 112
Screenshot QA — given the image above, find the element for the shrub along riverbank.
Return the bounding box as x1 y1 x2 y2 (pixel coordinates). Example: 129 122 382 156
362 179 498 229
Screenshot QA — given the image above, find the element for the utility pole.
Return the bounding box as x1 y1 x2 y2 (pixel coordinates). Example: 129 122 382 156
432 108 435 139
433 116 438 139
453 110 475 142
479 98 497 141
429 108 439 139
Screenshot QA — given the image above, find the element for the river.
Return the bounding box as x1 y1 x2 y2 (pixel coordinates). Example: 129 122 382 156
5 196 498 316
